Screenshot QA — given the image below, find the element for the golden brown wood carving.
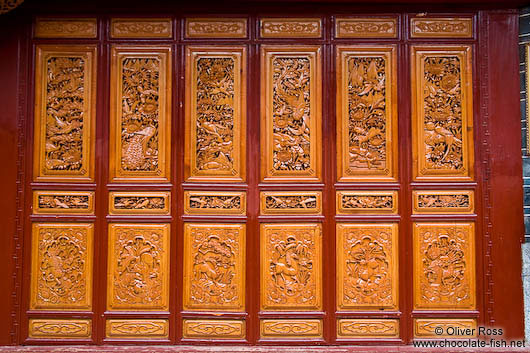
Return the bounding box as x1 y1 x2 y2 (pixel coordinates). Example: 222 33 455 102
411 45 474 180
33 45 97 182
185 46 246 182
414 318 477 338
259 18 322 38
185 18 248 38
29 319 91 339
33 191 94 215
107 223 170 311
336 190 398 214
260 191 322 215
413 222 476 310
110 18 172 38
109 191 170 215
261 46 322 182
109 46 172 182
183 191 246 215
413 190 474 214
337 223 398 310
335 18 397 38
410 17 473 38
106 319 169 338
183 223 245 311
261 223 322 311
30 223 93 310
337 319 399 338
260 319 322 339
337 46 398 182
183 319 245 339
35 18 97 38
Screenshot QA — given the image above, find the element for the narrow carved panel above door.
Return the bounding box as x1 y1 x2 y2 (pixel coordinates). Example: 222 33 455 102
107 223 169 311
109 191 170 215
410 17 473 38
412 45 474 180
261 223 322 311
413 222 476 310
30 223 93 310
413 190 474 214
335 18 397 38
259 18 322 38
336 190 398 214
110 46 171 182
35 18 98 38
33 191 94 215
337 46 398 182
185 18 248 38
337 223 398 310
260 191 322 215
184 191 246 215
261 47 322 182
29 319 92 339
110 18 172 38
33 45 96 182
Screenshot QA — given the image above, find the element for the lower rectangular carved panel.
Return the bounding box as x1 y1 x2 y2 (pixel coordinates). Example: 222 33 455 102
260 319 322 339
29 319 92 339
106 319 169 339
337 319 399 338
182 319 245 339
414 318 477 338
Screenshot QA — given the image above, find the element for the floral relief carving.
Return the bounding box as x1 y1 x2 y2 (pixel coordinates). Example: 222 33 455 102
418 194 470 208
35 19 97 38
336 19 396 38
187 19 247 38
411 19 472 37
342 194 393 209
114 196 165 210
112 20 171 38
38 195 89 209
261 19 321 37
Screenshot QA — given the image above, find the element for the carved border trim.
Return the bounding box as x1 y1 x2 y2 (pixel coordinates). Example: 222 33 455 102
412 190 474 214
260 191 322 215
33 191 95 215
109 191 170 215
336 190 398 214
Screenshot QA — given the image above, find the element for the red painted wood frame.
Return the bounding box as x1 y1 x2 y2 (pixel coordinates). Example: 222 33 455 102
0 2 524 346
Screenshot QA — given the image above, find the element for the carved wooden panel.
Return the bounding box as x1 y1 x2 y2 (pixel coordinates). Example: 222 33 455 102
259 18 322 38
411 45 474 180
109 46 171 182
185 18 247 38
183 223 245 311
260 319 322 339
33 191 94 215
109 192 170 215
413 190 474 214
33 45 97 182
335 18 397 38
414 318 477 338
336 191 398 214
261 47 322 182
30 223 93 310
337 46 398 182
183 319 245 339
106 319 169 338
183 191 246 215
337 319 399 338
107 223 169 311
35 18 97 38
410 17 473 38
413 222 476 310
260 191 322 215
261 223 322 311
110 18 172 38
29 319 91 339
337 223 398 310
185 46 246 182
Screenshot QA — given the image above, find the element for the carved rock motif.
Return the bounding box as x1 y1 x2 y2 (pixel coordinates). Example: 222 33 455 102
341 195 393 209
417 194 469 208
38 195 89 209
189 195 241 209
265 195 316 209
114 196 165 210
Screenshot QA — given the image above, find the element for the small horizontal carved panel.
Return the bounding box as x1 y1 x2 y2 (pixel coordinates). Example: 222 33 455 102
337 319 399 338
261 223 322 311
413 222 476 310
109 192 170 215
185 18 248 38
29 319 92 339
33 191 94 215
261 46 322 182
106 319 169 338
183 223 245 311
337 46 398 182
30 223 93 310
183 319 245 339
260 191 322 215
259 18 322 38
107 223 170 311
184 191 246 215
413 190 474 214
185 46 246 182
35 18 97 38
414 318 477 338
336 191 398 214
110 18 172 38
110 46 172 182
410 17 473 38
335 18 397 38
260 319 322 339
411 45 474 180
33 45 97 182
337 223 398 310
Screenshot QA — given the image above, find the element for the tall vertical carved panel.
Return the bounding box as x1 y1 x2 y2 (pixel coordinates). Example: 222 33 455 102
33 45 96 182
107 224 170 311
413 222 475 310
336 46 398 182
110 46 172 182
183 224 245 311
185 47 246 182
337 223 398 310
30 223 93 310
411 46 474 180
261 223 322 311
261 47 322 182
